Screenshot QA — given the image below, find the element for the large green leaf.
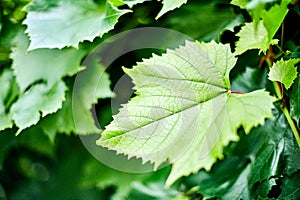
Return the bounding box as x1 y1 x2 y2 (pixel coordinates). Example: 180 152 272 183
23 0 130 50
97 41 275 186
268 58 299 89
11 30 86 92
39 58 114 141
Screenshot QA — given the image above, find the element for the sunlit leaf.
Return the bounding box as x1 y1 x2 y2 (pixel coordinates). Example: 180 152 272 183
97 41 275 186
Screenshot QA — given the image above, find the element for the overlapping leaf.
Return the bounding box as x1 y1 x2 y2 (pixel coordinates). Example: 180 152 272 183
23 0 130 50
235 20 277 55
11 31 86 92
39 58 114 141
9 30 88 134
97 41 275 186
11 81 66 134
235 0 291 55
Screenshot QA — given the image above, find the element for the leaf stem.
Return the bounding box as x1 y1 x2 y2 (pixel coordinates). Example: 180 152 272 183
282 105 300 147
267 45 300 147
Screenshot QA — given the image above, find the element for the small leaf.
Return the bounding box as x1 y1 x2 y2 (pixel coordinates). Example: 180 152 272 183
11 30 86 92
23 0 130 50
268 58 299 89
235 20 278 55
97 41 275 186
11 81 66 134
156 0 187 19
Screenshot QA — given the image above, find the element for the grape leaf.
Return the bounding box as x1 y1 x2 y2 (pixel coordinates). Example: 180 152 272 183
39 58 114 142
11 81 66 134
23 0 130 50
11 30 86 92
268 58 299 89
97 41 275 186
156 0 188 19
235 20 278 55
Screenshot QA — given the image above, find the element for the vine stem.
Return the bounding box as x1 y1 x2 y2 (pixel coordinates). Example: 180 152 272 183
266 45 300 147
273 81 300 147
282 105 300 147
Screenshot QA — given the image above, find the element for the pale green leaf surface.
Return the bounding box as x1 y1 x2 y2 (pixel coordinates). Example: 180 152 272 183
97 41 275 186
24 0 130 50
268 58 299 89
11 31 86 92
11 81 66 134
39 58 114 141
235 20 278 55
156 0 187 19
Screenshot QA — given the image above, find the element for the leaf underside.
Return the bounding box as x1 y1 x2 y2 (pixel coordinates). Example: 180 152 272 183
97 41 275 186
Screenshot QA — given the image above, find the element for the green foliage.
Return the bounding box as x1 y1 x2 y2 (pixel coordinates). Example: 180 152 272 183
39 58 114 142
24 0 130 50
0 0 299 199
